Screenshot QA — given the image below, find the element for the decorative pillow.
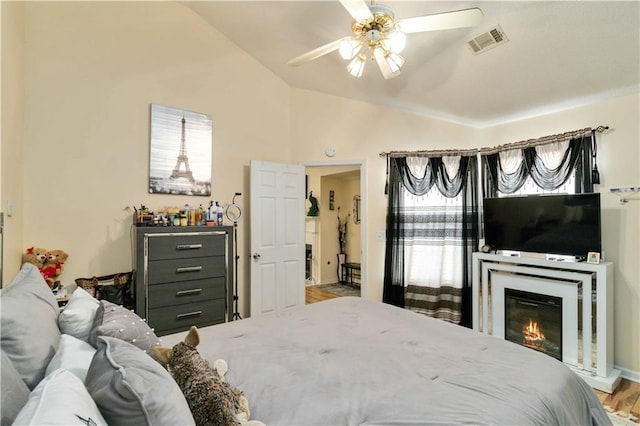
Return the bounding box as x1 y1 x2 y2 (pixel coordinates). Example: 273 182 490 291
13 369 107 426
85 336 195 426
0 263 60 389
1 350 30 426
45 334 97 382
89 300 161 358
57 287 101 342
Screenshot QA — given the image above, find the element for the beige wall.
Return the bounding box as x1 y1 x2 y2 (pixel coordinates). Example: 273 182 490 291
19 2 291 315
290 88 479 301
1 1 25 284
4 1 638 376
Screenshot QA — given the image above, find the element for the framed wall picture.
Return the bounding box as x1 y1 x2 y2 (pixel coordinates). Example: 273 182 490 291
353 195 361 224
329 190 335 210
587 252 600 264
149 104 212 196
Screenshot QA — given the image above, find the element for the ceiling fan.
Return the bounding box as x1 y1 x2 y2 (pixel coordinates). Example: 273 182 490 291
287 0 483 79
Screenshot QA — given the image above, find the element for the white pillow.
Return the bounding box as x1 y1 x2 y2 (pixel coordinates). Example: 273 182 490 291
45 334 97 382
57 287 100 342
13 369 107 426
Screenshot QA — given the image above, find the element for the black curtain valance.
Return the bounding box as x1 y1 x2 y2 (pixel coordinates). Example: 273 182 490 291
483 133 595 195
394 156 471 198
381 127 600 196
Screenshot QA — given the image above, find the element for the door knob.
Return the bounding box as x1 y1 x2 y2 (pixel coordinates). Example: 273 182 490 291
252 253 261 260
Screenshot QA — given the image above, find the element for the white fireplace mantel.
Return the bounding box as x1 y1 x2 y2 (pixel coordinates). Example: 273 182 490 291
472 252 621 393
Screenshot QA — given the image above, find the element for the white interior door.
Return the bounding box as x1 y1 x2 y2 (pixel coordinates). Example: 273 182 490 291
250 160 306 316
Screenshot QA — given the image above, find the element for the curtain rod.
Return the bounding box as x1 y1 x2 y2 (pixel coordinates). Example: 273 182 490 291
378 125 609 158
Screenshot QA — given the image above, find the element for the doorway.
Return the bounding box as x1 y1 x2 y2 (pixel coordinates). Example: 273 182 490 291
303 161 366 304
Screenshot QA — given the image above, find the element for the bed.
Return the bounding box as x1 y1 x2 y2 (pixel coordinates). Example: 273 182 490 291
162 296 611 425
1 264 610 425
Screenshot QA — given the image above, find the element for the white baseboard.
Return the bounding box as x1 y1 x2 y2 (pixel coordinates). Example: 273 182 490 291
617 365 640 383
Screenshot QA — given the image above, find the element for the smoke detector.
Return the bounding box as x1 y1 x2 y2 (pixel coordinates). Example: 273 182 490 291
468 25 508 55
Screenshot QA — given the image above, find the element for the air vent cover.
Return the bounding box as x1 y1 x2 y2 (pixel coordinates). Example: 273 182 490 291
468 25 509 55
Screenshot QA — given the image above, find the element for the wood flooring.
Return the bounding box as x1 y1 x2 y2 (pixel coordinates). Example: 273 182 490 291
306 286 640 422
596 379 640 422
305 285 339 305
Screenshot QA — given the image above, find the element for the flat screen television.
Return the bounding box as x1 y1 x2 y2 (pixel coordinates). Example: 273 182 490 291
483 193 601 259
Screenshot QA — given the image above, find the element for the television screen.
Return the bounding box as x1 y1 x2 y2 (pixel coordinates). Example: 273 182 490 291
483 193 601 258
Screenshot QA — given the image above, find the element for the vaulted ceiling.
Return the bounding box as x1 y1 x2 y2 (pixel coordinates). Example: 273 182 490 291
184 1 639 127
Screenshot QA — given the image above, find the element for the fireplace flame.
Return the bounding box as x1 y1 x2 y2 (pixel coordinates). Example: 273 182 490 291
522 319 547 351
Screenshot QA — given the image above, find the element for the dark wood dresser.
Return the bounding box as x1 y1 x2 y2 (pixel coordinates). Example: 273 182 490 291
134 226 233 336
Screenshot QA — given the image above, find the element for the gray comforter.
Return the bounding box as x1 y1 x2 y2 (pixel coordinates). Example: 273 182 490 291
161 297 610 425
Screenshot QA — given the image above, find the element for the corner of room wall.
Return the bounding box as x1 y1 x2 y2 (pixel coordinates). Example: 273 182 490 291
1 1 26 285
291 88 639 375
475 93 640 376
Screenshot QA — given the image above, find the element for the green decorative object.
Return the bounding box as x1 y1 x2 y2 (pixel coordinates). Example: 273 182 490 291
307 191 319 216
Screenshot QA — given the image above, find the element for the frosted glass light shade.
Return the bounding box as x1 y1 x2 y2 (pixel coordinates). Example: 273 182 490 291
339 37 363 60
347 54 366 77
387 30 406 54
386 51 405 73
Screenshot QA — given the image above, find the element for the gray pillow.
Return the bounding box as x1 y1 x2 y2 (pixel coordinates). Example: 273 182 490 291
89 300 161 358
85 336 195 426
1 350 30 425
0 263 60 389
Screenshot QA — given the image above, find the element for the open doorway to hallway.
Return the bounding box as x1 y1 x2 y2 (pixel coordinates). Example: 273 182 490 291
304 164 363 304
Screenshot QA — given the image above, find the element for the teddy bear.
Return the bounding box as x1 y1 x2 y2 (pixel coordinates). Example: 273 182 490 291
154 326 264 426
22 247 68 288
23 247 56 287
43 249 68 289
23 247 48 269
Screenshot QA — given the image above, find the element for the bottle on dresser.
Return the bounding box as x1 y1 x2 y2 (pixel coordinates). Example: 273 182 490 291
216 202 224 226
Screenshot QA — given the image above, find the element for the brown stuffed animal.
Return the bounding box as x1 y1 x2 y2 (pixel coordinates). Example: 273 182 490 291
23 247 48 268
45 250 68 275
154 327 264 426
41 249 68 289
23 247 54 287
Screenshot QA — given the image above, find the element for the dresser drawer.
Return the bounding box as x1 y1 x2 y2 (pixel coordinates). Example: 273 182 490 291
149 299 225 336
148 233 226 261
148 256 226 285
147 277 226 309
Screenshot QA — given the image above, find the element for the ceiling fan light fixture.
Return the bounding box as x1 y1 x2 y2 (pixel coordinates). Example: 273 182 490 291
287 2 484 80
347 54 366 77
373 46 400 79
339 37 363 60
385 51 405 73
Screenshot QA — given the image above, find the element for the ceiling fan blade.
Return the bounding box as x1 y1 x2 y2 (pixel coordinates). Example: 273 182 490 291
399 8 484 34
287 38 344 67
339 0 373 21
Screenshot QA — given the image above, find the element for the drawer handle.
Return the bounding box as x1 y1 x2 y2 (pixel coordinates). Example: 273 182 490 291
176 311 203 319
176 289 202 296
176 244 203 250
176 266 203 273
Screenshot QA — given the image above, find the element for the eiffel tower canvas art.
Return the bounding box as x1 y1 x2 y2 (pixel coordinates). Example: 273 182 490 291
149 104 212 196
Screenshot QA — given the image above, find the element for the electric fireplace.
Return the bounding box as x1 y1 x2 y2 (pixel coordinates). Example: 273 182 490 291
505 288 563 361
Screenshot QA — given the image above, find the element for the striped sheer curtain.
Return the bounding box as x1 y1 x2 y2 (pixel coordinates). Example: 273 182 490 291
402 186 465 323
383 153 478 326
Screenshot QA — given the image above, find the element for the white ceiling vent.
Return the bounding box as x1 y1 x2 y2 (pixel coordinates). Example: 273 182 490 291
467 25 509 55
